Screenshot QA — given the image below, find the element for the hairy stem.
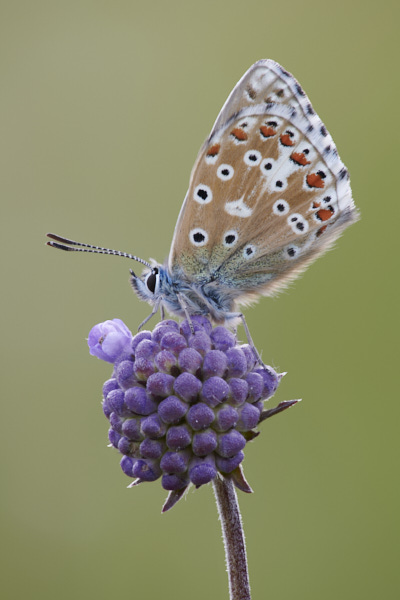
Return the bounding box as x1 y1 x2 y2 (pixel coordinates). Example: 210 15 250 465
213 476 251 600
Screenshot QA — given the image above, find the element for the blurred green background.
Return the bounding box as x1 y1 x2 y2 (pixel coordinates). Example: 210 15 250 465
1 1 398 598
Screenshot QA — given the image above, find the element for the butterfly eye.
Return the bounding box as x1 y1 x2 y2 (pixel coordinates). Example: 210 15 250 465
194 184 213 205
145 268 159 293
244 150 262 166
217 164 234 181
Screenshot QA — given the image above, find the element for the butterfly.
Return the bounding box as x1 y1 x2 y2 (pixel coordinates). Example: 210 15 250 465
47 59 359 359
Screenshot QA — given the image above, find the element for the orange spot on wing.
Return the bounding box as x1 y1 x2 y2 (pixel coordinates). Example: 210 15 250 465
206 143 220 157
290 152 310 166
307 173 325 188
280 134 295 146
312 201 321 209
231 128 248 141
316 225 327 237
260 125 276 138
316 208 333 221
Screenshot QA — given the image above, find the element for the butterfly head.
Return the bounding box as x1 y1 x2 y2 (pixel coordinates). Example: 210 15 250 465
130 263 164 305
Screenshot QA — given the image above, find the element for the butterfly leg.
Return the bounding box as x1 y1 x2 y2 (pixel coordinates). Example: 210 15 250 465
138 298 162 331
176 293 195 333
160 303 165 321
227 312 264 367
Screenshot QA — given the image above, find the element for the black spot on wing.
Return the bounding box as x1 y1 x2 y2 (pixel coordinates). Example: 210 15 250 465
295 83 306 97
279 66 290 77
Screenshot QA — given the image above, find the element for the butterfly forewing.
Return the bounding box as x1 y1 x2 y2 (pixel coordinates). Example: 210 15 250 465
169 60 357 303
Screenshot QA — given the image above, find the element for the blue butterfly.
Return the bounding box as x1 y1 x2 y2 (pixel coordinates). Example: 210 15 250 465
47 60 358 360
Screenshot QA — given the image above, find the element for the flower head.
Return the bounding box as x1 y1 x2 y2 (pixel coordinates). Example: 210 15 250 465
89 316 297 511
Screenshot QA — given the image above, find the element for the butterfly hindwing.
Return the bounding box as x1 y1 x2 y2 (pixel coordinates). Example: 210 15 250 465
169 60 358 304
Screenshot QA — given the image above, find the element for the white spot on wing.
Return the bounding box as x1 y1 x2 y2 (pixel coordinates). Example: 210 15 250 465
262 116 283 129
286 245 299 259
273 199 290 215
217 164 234 181
243 244 256 259
244 150 262 166
194 184 213 205
225 196 253 218
189 228 209 247
223 229 239 247
237 117 257 130
320 187 337 207
205 153 218 165
269 177 288 193
287 213 309 234
260 157 276 175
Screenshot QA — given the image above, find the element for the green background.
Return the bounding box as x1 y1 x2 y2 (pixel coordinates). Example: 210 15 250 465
1 1 398 598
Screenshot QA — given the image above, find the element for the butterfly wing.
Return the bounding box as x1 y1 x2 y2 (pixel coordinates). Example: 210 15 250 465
168 60 358 307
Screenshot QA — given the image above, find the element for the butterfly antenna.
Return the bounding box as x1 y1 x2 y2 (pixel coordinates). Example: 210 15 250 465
46 233 152 270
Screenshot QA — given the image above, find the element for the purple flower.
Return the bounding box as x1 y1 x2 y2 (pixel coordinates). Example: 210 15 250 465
90 315 297 511
88 319 132 363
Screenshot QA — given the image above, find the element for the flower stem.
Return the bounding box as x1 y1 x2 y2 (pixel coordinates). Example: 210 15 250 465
213 476 251 600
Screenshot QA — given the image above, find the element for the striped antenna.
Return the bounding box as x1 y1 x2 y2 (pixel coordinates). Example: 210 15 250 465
46 233 152 269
